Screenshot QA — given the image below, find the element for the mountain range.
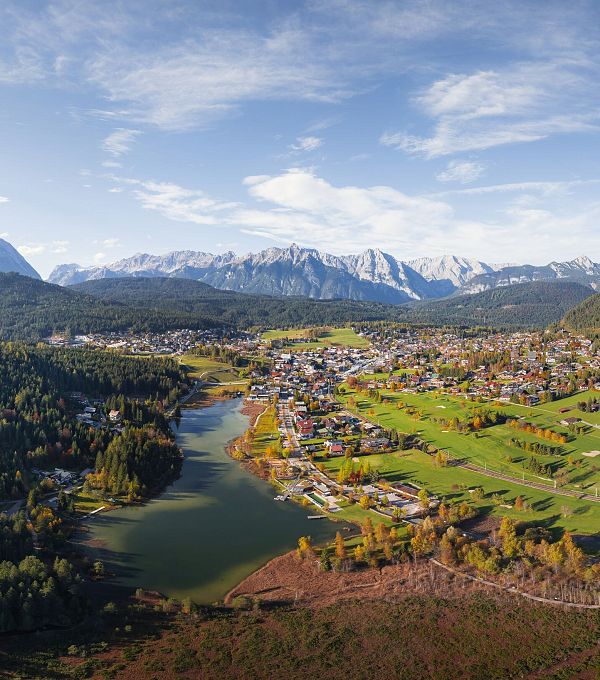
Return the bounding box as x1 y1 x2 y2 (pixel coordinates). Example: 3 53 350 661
46 244 599 303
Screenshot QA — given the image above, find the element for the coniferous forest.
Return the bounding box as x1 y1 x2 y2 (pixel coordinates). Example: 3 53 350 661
0 343 189 633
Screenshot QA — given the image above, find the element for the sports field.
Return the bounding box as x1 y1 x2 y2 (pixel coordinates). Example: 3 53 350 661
179 354 244 384
262 327 369 349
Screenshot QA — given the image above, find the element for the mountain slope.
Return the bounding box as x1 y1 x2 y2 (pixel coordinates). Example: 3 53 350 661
49 250 236 286
49 244 600 303
200 245 431 303
406 280 594 328
0 273 588 340
0 273 406 340
72 277 402 327
0 273 221 340
562 292 600 332
460 256 600 294
408 255 497 295
0 238 41 279
49 244 440 302
76 277 592 331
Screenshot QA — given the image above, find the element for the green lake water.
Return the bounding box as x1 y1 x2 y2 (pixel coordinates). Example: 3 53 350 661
82 398 343 604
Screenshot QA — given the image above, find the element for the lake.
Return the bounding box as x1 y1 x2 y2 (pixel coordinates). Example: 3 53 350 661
81 398 343 604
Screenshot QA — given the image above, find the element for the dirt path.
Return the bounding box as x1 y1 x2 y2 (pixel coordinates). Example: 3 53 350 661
430 558 600 609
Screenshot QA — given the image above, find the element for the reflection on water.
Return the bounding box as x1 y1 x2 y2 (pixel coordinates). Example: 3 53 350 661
81 399 342 603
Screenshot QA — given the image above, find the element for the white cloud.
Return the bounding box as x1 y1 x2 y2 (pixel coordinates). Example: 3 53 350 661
51 240 69 254
0 196 9 204
108 187 123 193
231 169 600 262
88 28 353 130
436 160 486 184
115 177 239 225
382 64 600 157
17 243 46 256
93 252 106 263
429 178 600 198
289 136 323 152
0 232 9 239
234 168 453 252
102 128 141 156
99 166 600 262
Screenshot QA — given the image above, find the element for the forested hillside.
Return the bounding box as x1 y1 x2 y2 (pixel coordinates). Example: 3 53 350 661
562 291 600 333
0 343 190 632
0 343 186 499
73 277 400 326
407 281 593 328
0 273 219 340
0 274 592 341
76 277 592 330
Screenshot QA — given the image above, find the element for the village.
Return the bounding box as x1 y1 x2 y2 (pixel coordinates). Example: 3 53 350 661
226 326 600 534
37 324 600 534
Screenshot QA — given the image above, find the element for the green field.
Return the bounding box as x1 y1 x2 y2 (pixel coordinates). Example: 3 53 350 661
262 327 369 349
525 389 600 426
336 387 600 536
317 448 600 535
72 492 115 515
340 388 600 490
250 406 281 457
179 354 244 384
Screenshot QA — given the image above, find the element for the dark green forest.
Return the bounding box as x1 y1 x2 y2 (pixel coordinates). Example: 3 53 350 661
404 280 593 328
1 274 591 342
562 290 600 334
0 343 186 499
0 344 191 633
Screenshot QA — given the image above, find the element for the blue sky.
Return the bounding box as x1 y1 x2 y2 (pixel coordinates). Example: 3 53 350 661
1 0 600 277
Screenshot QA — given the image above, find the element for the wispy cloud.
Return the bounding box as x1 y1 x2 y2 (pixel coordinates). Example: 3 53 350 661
382 63 600 157
88 28 354 130
102 128 141 156
113 176 238 225
0 196 9 204
436 160 485 184
289 136 323 153
96 237 120 248
429 178 600 198
51 240 69 254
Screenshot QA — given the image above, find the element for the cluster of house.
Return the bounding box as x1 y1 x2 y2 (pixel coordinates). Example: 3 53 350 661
71 392 123 432
33 466 87 486
357 328 600 404
223 326 600 520
45 328 254 355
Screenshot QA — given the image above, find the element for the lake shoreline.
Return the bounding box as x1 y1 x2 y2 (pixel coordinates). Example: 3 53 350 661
225 550 490 608
77 398 345 605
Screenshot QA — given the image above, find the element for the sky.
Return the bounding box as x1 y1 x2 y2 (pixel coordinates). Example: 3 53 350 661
1 0 600 277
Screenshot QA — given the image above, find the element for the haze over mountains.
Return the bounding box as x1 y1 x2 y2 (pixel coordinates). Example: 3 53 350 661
47 243 599 303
